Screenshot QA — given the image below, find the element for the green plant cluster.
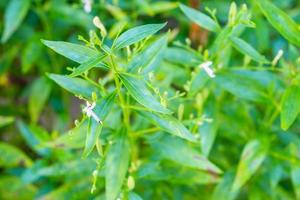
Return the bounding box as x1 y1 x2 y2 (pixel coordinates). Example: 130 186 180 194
0 0 300 199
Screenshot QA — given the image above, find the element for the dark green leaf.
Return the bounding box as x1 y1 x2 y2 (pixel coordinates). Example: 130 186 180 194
280 85 300 130
48 73 101 100
257 0 300 46
106 130 130 200
229 36 268 63
113 23 167 50
41 40 99 63
1 0 31 43
119 73 171 114
179 4 220 32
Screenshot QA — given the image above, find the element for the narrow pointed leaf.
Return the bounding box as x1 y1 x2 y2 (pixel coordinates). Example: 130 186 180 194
127 35 168 73
106 130 130 200
257 0 300 46
152 134 222 174
179 4 220 32
69 54 108 77
280 85 300 131
114 23 167 50
139 111 197 142
41 40 99 63
230 36 268 63
47 73 101 100
119 73 171 114
1 0 31 43
232 139 268 192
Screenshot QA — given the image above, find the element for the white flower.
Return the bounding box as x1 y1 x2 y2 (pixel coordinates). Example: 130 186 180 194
93 16 107 37
83 101 102 124
199 61 215 78
82 0 92 13
272 49 284 66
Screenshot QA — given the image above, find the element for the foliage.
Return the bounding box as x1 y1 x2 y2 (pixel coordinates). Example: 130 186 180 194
1 0 300 199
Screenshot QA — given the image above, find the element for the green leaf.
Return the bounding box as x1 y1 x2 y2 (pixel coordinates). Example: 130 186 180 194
214 71 267 102
1 0 31 43
229 36 268 63
41 40 99 63
128 192 143 200
256 0 300 46
179 4 220 32
106 130 130 200
291 165 300 199
69 54 108 77
232 139 268 192
29 77 52 123
0 142 32 168
0 116 14 128
280 85 300 131
151 134 222 174
22 40 43 73
139 111 196 142
16 121 50 156
113 23 167 50
48 73 101 100
127 35 168 73
82 91 116 157
119 73 171 114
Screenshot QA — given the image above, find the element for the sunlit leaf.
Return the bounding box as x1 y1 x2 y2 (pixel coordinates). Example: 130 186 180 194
113 23 166 50
119 73 171 114
42 40 99 63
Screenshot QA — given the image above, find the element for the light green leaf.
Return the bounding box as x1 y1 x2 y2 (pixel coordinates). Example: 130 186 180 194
127 35 168 73
69 54 108 77
119 73 171 114
151 134 222 174
48 73 101 100
128 192 143 200
280 85 300 130
106 130 130 200
232 139 268 192
113 23 167 50
0 116 14 128
229 36 268 63
179 4 220 32
164 47 202 67
139 111 196 142
0 142 32 168
82 91 116 157
291 165 300 199
41 40 99 63
214 71 267 102
257 0 300 46
29 77 52 123
1 0 31 43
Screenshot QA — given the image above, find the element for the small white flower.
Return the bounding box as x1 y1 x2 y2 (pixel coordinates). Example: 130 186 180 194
272 49 284 66
93 16 107 37
82 0 92 13
83 101 102 124
199 61 215 78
